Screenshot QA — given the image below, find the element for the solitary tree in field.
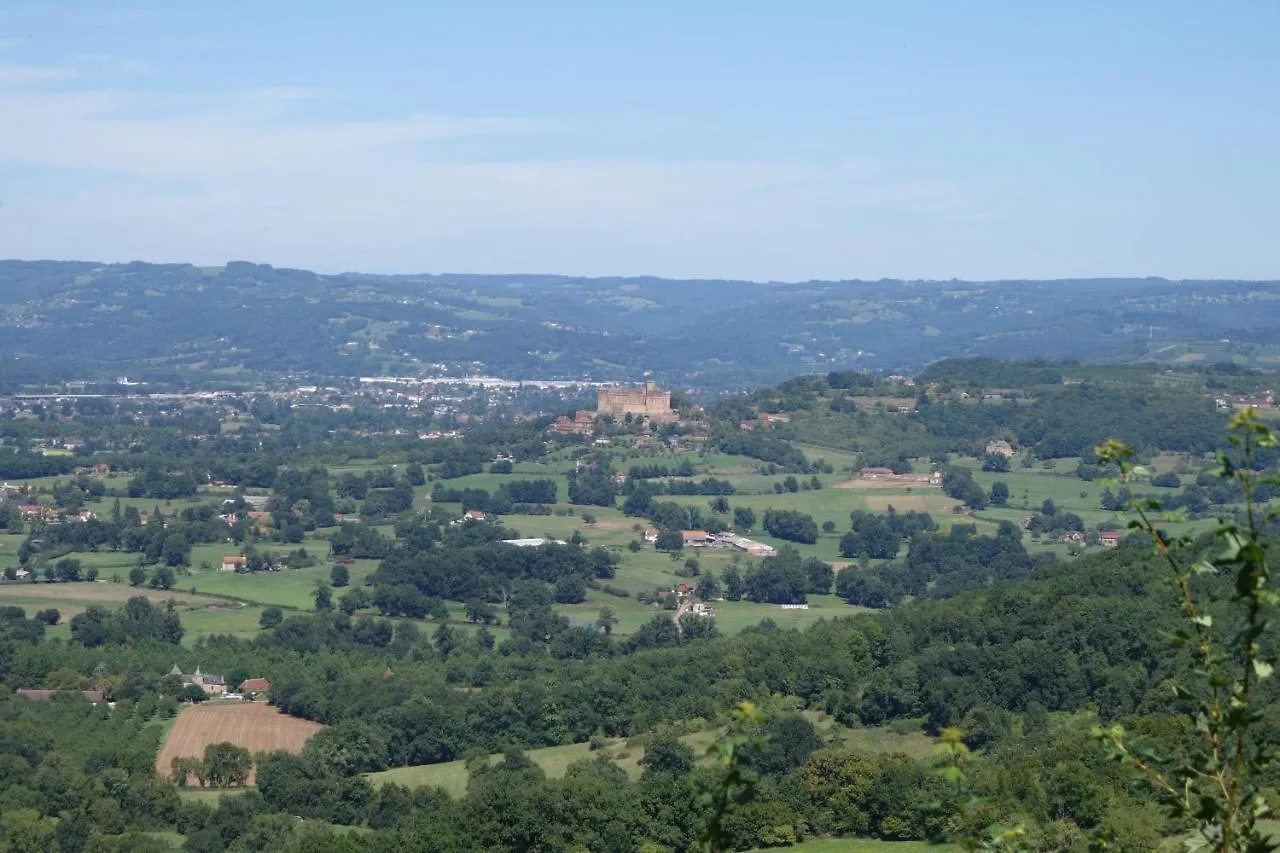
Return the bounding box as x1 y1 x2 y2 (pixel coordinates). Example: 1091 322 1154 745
330 564 349 587
150 566 175 590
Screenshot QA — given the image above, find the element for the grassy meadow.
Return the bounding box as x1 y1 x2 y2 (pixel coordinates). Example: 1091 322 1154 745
367 720 934 798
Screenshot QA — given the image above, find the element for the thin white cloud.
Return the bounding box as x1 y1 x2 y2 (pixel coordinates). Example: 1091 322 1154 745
0 38 23 51
74 54 152 76
0 80 999 279
0 64 77 85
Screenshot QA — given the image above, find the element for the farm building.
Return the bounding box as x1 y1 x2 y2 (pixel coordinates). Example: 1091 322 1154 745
239 678 271 696
220 555 247 572
169 665 226 696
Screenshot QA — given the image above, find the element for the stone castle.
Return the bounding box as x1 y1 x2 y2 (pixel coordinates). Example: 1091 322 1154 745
596 381 675 420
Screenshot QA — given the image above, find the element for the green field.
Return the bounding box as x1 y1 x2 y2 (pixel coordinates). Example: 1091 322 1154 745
182 556 379 610
365 736 681 797
367 722 933 798
0 580 260 645
666 486 958 562
145 831 185 849
963 453 1219 544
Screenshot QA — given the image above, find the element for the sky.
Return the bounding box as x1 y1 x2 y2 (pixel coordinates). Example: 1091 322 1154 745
0 2 1276 281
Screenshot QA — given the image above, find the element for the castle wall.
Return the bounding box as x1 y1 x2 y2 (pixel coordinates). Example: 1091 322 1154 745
595 382 673 418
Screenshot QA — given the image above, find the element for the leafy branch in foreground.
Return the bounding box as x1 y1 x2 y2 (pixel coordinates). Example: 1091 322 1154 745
695 701 769 853
934 727 1032 852
1094 410 1279 853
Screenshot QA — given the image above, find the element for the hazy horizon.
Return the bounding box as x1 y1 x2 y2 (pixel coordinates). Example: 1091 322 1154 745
1 2 1275 281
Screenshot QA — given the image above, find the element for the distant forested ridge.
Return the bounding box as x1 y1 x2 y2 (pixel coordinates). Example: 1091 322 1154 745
3 260 1280 388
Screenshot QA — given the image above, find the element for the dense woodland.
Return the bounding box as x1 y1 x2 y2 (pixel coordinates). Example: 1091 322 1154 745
2 528 1277 851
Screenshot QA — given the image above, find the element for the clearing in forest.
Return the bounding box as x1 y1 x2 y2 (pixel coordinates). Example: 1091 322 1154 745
156 702 322 785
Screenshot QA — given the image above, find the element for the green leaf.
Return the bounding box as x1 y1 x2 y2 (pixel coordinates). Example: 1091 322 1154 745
1253 659 1274 681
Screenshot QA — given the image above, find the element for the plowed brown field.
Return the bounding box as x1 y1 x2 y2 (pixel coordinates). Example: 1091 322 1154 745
157 702 322 785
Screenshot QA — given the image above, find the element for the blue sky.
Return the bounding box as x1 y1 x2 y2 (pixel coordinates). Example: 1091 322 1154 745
0 2 1275 280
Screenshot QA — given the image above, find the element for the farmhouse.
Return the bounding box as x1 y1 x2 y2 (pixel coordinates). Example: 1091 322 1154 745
1099 531 1123 548
169 665 226 696
220 555 247 573
985 440 1016 457
858 467 896 479
239 678 271 696
681 530 712 547
552 411 594 436
19 505 61 523
501 538 567 547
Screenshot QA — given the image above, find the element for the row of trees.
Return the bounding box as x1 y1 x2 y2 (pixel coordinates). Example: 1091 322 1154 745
171 742 253 788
